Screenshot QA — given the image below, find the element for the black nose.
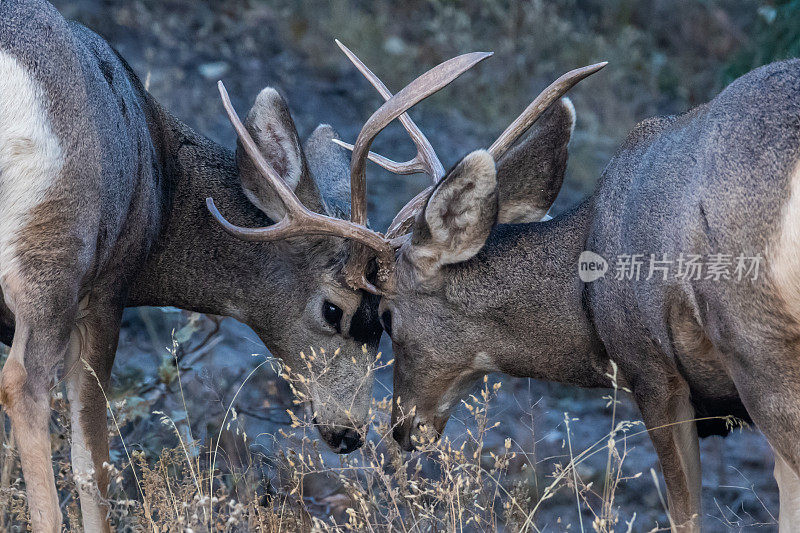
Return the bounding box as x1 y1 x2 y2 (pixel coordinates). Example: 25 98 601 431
392 424 414 452
330 427 364 454
315 418 365 454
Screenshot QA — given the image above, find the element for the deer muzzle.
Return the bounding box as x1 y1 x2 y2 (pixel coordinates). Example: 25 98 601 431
391 408 449 451
314 418 366 454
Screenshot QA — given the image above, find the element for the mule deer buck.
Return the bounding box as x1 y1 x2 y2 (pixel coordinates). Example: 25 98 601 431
359 55 800 530
0 0 489 530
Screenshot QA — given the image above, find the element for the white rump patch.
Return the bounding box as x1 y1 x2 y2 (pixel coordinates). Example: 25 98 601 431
772 160 800 323
0 50 62 302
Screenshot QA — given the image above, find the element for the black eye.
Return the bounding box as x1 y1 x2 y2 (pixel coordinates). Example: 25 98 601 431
323 301 343 333
381 310 393 337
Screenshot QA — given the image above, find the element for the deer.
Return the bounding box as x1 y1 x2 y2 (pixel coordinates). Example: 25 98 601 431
346 50 800 530
0 0 491 531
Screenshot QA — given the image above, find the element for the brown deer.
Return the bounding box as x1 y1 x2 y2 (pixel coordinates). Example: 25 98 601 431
0 1 487 531
363 57 800 530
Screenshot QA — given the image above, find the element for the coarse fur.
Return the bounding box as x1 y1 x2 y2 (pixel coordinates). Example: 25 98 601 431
0 1 381 531
385 62 800 531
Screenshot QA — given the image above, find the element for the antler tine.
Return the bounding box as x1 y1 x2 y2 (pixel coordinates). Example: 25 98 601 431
207 81 392 293
488 61 607 160
335 40 445 182
383 62 608 242
347 51 492 226
385 185 433 240
216 81 301 222
340 50 491 293
331 138 422 176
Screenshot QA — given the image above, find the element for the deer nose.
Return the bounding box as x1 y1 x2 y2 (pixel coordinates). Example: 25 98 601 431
333 427 364 454
315 419 364 454
392 423 414 452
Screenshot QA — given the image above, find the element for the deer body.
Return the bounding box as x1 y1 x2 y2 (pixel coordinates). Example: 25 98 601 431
385 60 800 530
0 1 399 531
0 7 164 529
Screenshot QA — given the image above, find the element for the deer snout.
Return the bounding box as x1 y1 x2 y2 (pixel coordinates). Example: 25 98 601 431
391 411 448 451
392 420 415 452
391 396 417 451
314 419 365 454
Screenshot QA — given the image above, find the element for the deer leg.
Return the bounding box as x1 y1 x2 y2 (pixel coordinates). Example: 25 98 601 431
720 342 800 532
737 392 800 532
65 302 121 533
0 318 72 533
636 381 701 532
772 448 800 530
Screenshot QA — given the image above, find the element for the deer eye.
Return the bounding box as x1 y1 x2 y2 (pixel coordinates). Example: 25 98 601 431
381 310 393 337
323 301 343 333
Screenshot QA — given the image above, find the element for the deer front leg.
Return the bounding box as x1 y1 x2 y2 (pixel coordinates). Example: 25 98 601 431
772 449 800 530
636 382 702 532
65 302 122 533
0 320 71 533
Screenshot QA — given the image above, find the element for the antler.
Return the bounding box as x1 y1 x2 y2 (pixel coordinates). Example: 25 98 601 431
385 186 433 239
207 51 490 294
332 40 446 183
384 61 608 241
488 62 607 159
339 50 492 292
206 81 393 293
346 51 492 227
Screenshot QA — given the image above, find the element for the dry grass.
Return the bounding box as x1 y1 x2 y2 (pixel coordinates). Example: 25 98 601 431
0 329 761 532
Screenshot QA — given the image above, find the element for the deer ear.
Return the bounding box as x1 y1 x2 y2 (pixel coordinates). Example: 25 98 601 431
408 150 498 272
236 88 325 220
303 124 352 220
494 97 574 223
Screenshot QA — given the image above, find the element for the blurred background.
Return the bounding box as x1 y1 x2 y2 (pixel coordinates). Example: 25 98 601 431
15 0 800 530
54 0 800 230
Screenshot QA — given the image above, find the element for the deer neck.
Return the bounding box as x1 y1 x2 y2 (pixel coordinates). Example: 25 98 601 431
127 101 292 323
466 198 610 388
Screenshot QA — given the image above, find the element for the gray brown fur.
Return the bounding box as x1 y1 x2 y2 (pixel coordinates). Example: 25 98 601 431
385 62 800 531
0 1 380 531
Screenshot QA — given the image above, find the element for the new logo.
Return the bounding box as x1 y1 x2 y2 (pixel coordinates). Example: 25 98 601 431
578 251 608 282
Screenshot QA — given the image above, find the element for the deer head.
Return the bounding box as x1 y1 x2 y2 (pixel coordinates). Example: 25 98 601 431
362 63 607 449
205 46 491 452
